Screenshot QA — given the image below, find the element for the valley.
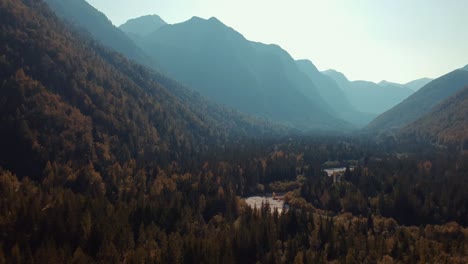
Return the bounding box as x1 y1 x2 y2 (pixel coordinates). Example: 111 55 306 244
0 0 467 263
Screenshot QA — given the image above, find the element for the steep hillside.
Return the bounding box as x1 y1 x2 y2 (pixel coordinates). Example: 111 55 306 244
368 69 468 131
402 86 468 143
122 15 352 131
44 0 151 66
296 60 374 126
0 0 282 179
323 69 413 115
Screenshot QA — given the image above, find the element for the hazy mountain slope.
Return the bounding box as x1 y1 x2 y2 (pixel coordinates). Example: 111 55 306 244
296 60 375 126
367 69 468 130
124 16 351 131
377 78 432 92
377 80 404 88
44 0 151 65
323 69 413 115
404 78 433 91
119 14 167 36
0 0 283 178
402 85 468 143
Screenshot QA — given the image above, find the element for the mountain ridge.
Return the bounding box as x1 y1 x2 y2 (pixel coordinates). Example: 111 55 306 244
323 69 414 115
403 78 433 91
119 14 167 36
296 60 374 126
124 15 354 131
367 69 468 131
44 0 151 66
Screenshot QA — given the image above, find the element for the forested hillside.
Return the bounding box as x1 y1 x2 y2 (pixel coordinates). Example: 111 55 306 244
0 1 467 263
44 1 357 131
402 85 468 144
368 69 468 131
44 0 150 65
0 0 282 179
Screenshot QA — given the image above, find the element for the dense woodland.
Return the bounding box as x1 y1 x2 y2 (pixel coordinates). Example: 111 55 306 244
1 136 468 263
0 0 467 263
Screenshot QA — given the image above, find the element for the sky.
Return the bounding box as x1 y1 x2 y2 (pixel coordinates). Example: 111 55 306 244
87 0 468 83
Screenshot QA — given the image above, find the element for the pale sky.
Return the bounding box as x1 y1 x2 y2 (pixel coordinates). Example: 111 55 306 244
87 0 468 83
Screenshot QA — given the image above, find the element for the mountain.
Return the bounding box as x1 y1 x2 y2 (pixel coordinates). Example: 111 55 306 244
321 69 349 90
121 15 352 131
296 60 374 126
44 0 152 66
462 64 468 71
0 0 283 179
402 85 468 143
403 78 433 91
367 69 468 131
119 14 167 36
323 69 414 115
377 78 433 92
378 80 404 88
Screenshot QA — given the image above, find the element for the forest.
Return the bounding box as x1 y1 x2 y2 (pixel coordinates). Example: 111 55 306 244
1 137 467 263
0 0 467 263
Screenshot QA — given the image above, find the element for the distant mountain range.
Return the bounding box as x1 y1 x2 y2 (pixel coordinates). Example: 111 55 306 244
120 15 359 130
323 70 415 115
368 67 468 132
44 1 440 132
377 78 432 92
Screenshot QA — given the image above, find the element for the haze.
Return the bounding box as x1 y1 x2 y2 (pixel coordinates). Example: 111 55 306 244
87 0 468 83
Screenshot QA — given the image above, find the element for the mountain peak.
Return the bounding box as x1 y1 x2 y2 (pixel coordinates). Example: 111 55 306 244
208 16 221 23
188 16 204 21
322 69 349 82
462 64 468 71
378 80 402 87
119 14 167 36
296 59 319 73
187 16 225 27
176 15 239 38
